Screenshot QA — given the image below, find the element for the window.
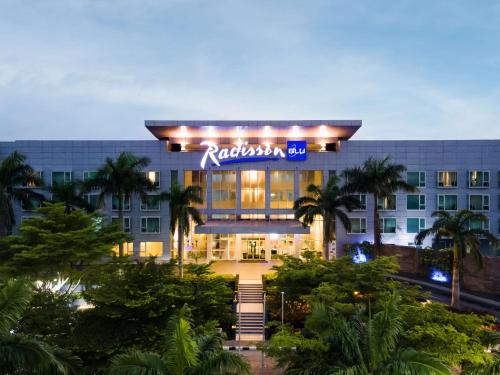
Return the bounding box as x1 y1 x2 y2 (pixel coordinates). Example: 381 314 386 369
241 170 266 209
141 194 160 211
469 218 489 231
352 194 367 210
140 241 163 257
407 194 425 210
377 195 396 210
437 195 458 211
85 193 100 210
184 171 207 208
51 171 72 187
112 217 131 232
145 171 160 188
469 195 489 211
113 242 134 256
407 218 425 234
212 170 236 209
211 234 235 260
270 171 294 209
407 171 425 188
299 170 322 197
170 170 178 188
468 170 489 188
112 195 130 211
437 171 457 187
141 217 160 233
211 214 236 220
328 170 336 180
380 218 397 234
348 218 367 234
83 171 96 182
22 171 42 188
21 197 42 211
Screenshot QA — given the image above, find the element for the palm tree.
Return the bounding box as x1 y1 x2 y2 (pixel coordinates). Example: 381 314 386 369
300 293 450 374
50 179 93 214
0 151 44 237
342 156 416 256
416 210 497 309
160 183 204 278
293 175 360 260
108 305 250 375
88 152 156 256
0 278 81 373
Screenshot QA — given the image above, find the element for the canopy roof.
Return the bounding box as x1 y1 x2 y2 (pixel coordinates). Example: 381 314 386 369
194 219 310 235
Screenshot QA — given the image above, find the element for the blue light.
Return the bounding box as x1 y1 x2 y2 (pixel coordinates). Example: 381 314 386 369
352 247 368 264
430 268 449 283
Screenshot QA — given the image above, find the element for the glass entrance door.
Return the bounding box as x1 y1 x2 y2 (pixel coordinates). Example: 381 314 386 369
241 235 266 260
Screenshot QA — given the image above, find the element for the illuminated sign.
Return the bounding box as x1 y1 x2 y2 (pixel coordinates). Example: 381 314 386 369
286 140 307 161
200 140 307 169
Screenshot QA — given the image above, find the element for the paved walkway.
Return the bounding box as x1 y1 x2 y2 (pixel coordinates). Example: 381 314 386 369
210 260 279 279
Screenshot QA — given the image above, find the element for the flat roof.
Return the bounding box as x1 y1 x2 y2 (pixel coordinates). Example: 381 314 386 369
194 219 310 234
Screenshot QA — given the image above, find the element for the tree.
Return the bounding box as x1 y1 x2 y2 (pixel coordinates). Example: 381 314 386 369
88 152 156 256
416 209 497 309
50 179 93 213
0 151 44 237
266 293 450 375
160 183 204 278
0 278 81 374
342 156 416 256
294 175 359 260
108 305 250 375
0 202 129 279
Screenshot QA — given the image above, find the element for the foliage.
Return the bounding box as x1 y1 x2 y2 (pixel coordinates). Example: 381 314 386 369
160 183 204 277
108 305 250 375
293 175 360 259
265 293 450 374
344 241 375 261
463 354 500 375
0 202 129 279
50 179 94 213
0 151 44 236
0 278 81 374
420 247 453 275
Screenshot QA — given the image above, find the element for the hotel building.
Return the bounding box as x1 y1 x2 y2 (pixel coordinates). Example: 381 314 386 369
2 120 500 260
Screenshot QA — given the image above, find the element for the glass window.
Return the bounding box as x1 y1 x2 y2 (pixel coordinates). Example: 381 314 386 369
141 217 160 233
377 195 396 210
407 218 425 234
83 171 96 182
144 171 160 188
112 217 131 232
241 170 266 209
112 195 130 211
468 170 489 188
352 194 367 210
184 170 207 208
348 218 367 234
380 218 397 234
407 171 425 188
85 193 100 210
269 214 295 220
407 194 425 210
140 242 163 257
299 170 322 197
141 194 160 211
211 214 236 220
328 170 336 179
299 215 323 256
437 195 458 211
469 218 489 231
113 242 134 256
51 171 72 187
211 234 235 260
270 234 295 257
171 170 178 188
469 195 489 211
21 197 43 211
240 213 266 219
212 170 236 209
437 171 457 187
270 170 294 209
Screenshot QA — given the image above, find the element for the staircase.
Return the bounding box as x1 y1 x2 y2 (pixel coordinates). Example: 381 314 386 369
236 280 264 341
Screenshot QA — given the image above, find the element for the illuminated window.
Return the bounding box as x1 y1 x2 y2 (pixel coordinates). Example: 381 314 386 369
270 234 295 257
112 195 130 211
377 195 396 210
144 171 160 188
299 170 322 197
141 217 160 233
51 171 72 187
407 218 425 234
269 214 295 220
241 170 265 209
348 218 367 234
468 170 489 188
380 218 397 234
270 170 294 209
112 216 131 232
211 234 235 260
113 242 134 256
184 170 207 208
437 195 457 211
469 195 489 211
437 171 457 187
407 194 425 210
407 171 425 188
141 194 160 211
140 242 163 257
212 171 236 209
299 215 323 256
240 214 266 219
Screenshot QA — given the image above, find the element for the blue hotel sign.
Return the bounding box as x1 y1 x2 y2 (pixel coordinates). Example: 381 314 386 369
200 140 307 168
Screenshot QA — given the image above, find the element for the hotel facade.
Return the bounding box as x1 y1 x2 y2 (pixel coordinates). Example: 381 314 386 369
2 120 500 260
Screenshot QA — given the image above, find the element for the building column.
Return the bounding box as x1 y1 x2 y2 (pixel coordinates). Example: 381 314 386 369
235 234 242 261
264 234 271 261
294 234 301 257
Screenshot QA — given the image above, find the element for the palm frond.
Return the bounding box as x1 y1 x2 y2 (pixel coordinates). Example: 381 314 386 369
108 350 166 375
0 279 33 334
380 348 451 375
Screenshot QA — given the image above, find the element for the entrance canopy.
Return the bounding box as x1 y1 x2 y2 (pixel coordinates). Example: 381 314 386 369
194 219 310 235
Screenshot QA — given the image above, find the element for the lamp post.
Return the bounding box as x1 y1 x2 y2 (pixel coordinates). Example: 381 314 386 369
281 291 285 327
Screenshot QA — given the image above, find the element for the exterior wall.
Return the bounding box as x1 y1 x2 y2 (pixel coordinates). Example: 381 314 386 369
2 138 500 259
